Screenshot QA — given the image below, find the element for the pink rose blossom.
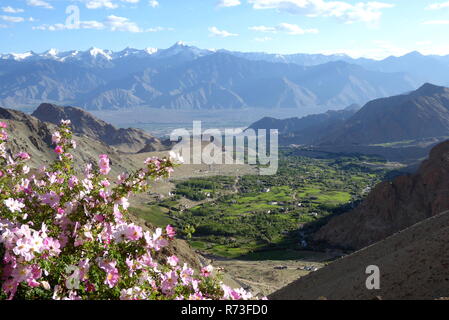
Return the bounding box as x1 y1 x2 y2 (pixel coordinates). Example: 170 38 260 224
54 146 64 154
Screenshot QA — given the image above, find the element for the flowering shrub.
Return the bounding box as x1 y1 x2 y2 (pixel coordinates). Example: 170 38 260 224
0 120 258 300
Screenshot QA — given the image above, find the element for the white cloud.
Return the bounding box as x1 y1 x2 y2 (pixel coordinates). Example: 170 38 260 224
248 0 394 24
104 15 141 32
426 1 449 10
217 0 241 7
146 26 173 32
26 0 53 9
86 0 119 9
33 20 105 31
254 37 273 42
0 24 8 28
278 22 319 34
149 0 159 8
0 15 25 23
2 6 24 13
208 26 238 37
83 0 141 9
250 23 318 35
249 25 277 32
33 14 164 33
423 20 449 25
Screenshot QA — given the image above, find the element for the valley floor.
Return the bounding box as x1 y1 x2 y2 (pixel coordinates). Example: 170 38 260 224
126 148 406 296
200 251 334 297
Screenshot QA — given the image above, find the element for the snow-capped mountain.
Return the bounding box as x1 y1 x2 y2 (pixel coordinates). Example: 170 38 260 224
0 42 377 68
0 42 212 64
2 42 449 113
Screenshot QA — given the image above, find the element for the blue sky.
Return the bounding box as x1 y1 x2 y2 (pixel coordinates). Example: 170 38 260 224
1 0 449 59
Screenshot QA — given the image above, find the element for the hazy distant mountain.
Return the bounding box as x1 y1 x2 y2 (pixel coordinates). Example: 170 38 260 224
321 83 449 145
248 107 358 144
0 43 436 111
227 50 449 87
358 51 449 87
220 50 370 66
32 103 167 153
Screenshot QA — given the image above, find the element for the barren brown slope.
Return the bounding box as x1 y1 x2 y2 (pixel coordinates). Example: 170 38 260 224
32 103 166 153
320 83 449 146
314 138 449 250
270 211 449 300
0 107 140 175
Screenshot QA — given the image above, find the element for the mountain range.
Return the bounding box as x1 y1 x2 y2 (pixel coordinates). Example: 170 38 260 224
248 104 359 145
2 42 444 112
249 84 449 154
320 83 449 145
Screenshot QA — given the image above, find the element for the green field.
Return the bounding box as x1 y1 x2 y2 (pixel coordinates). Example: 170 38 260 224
162 150 392 259
131 149 393 259
129 206 173 228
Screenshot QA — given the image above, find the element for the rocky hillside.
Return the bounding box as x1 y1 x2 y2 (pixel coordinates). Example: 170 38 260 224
0 106 140 175
32 103 166 153
270 211 449 300
248 107 358 145
321 83 449 145
313 138 449 250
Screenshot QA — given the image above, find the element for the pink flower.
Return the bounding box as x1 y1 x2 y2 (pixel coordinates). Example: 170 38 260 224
189 292 205 300
68 176 79 189
201 265 214 277
98 154 111 175
94 214 105 222
2 279 18 299
41 191 60 208
144 157 161 168
167 255 179 267
54 146 64 154
15 152 30 160
0 121 7 128
125 224 143 241
43 237 61 256
0 129 8 141
166 225 176 239
180 264 194 285
99 260 120 288
51 132 61 144
101 179 110 187
4 198 25 213
161 271 178 295
145 228 169 251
